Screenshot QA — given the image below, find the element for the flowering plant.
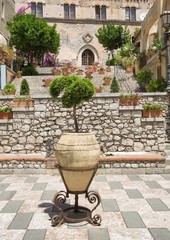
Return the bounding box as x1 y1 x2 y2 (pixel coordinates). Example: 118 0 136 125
42 77 53 82
17 3 32 14
120 92 141 98
53 67 61 71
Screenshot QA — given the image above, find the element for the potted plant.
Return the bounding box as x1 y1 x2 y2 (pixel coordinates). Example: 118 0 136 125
121 57 134 73
120 92 141 106
49 75 100 193
103 76 111 85
97 67 105 74
42 77 53 87
52 67 61 76
16 70 22 78
61 67 70 76
85 69 93 78
3 83 16 95
13 96 34 108
13 79 34 107
142 103 164 118
106 66 111 72
0 106 13 119
76 68 83 75
93 62 99 67
95 86 102 93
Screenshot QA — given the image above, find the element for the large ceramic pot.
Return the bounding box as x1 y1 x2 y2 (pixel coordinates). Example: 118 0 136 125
55 132 100 193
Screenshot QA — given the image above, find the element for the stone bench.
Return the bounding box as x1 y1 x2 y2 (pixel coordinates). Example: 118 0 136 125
0 153 166 172
99 153 165 169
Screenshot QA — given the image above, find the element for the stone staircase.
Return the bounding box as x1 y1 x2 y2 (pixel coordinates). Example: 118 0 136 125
12 75 50 96
12 66 138 96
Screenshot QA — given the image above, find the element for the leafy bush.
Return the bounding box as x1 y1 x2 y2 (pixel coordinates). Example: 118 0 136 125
143 103 164 110
20 78 30 95
3 83 16 95
50 75 95 132
110 77 119 93
146 77 167 92
106 58 116 66
0 106 12 113
22 65 38 76
136 70 153 92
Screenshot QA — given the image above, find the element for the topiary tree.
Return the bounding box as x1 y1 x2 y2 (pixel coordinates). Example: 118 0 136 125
50 75 95 132
96 24 129 61
20 79 30 95
110 77 120 93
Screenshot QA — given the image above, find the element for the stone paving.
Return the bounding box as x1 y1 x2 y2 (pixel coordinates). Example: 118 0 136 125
0 173 170 240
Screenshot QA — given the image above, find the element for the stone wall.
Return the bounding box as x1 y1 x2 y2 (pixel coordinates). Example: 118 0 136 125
0 92 167 157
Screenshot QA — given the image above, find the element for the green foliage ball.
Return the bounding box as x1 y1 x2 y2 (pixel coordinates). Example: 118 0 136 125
50 75 95 108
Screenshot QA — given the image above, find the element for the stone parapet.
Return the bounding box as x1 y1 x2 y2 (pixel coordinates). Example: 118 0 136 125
0 93 168 157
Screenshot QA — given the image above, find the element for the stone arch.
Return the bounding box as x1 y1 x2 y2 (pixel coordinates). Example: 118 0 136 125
77 44 99 66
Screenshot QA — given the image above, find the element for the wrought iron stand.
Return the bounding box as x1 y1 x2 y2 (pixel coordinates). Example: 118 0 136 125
51 164 102 226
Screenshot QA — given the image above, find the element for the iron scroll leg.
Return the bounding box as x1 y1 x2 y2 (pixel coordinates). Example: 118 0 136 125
51 190 102 227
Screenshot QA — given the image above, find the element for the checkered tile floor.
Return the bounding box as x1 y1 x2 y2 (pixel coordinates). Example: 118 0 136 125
0 173 170 240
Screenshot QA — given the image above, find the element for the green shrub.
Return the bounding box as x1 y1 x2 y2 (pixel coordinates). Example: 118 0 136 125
0 106 12 113
22 65 38 76
146 76 167 92
3 83 16 95
106 58 116 66
110 77 119 93
50 75 95 132
143 103 164 110
136 70 153 92
20 79 30 95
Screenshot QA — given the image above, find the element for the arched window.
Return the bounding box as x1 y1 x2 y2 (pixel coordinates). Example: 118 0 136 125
82 49 94 65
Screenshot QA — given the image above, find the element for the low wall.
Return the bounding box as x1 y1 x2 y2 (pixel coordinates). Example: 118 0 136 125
0 92 168 157
0 153 167 174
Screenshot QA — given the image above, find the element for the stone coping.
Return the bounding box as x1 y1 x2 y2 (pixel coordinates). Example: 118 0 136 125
0 92 167 100
0 153 165 163
101 154 165 162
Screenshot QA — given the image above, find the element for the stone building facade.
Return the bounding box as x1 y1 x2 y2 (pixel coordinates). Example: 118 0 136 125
0 0 15 45
14 0 155 66
138 0 170 80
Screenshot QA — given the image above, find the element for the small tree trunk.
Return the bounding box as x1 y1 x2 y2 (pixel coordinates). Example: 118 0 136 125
73 105 79 133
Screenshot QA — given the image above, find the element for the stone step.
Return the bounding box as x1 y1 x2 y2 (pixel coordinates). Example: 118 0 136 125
11 66 138 95
164 150 170 156
164 143 170 150
166 159 170 165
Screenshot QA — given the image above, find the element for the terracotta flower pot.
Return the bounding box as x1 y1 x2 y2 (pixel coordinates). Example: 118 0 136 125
142 109 163 118
104 79 111 85
13 99 34 108
95 87 102 93
0 112 13 119
120 97 140 106
106 67 111 72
